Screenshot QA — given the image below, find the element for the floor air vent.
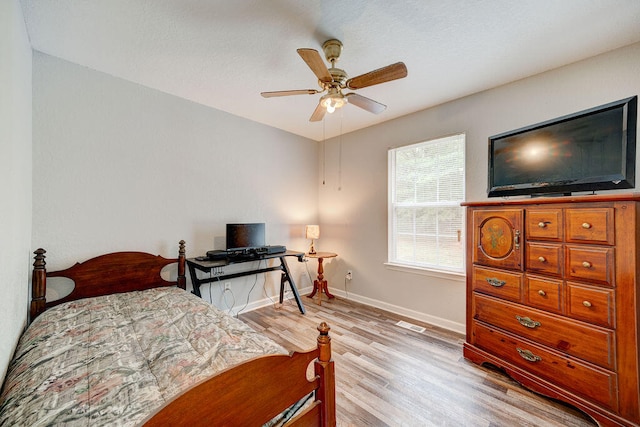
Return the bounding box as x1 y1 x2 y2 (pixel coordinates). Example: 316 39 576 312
395 320 426 333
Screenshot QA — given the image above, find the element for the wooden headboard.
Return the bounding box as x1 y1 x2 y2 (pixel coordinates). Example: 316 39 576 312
30 240 186 322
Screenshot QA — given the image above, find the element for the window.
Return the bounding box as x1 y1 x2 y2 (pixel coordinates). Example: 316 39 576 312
388 133 465 273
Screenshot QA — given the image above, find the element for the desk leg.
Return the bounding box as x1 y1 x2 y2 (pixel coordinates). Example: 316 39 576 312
187 262 203 298
279 257 305 314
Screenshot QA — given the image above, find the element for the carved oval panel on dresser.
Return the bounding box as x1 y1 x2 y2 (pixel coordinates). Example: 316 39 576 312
473 209 523 270
463 194 640 427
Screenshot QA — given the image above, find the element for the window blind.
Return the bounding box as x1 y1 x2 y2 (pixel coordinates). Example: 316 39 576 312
389 134 465 272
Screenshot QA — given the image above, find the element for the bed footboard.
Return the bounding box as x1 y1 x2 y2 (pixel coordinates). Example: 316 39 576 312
143 322 336 427
30 240 186 322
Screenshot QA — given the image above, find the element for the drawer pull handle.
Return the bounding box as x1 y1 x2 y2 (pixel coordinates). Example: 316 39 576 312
538 290 546 297
514 230 521 250
516 315 541 329
583 301 592 308
538 256 546 263
582 222 592 229
538 221 550 228
486 277 506 287
517 347 542 363
582 261 592 268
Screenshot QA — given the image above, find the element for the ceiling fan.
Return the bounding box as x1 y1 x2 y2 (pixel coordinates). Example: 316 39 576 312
261 39 408 122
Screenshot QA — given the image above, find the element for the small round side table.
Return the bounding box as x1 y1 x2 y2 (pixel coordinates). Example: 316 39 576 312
306 251 338 305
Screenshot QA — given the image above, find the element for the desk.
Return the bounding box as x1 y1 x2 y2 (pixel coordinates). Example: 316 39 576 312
186 250 306 314
306 251 338 305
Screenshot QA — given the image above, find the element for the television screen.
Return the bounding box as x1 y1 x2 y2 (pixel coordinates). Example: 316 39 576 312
488 96 637 197
226 223 266 250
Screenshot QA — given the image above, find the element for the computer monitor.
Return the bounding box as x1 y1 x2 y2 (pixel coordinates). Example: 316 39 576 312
226 223 265 250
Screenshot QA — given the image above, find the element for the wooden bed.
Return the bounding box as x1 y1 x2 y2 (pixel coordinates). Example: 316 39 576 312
1 240 336 426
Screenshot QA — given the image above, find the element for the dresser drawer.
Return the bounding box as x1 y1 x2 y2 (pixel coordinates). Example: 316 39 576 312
526 209 562 241
525 242 563 276
565 208 614 245
525 275 563 314
472 266 522 302
473 294 615 370
565 245 614 285
472 321 618 411
566 282 615 328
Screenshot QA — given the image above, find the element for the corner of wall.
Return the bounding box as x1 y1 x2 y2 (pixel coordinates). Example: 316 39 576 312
0 0 33 383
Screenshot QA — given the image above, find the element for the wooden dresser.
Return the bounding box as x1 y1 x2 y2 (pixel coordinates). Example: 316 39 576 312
463 194 640 427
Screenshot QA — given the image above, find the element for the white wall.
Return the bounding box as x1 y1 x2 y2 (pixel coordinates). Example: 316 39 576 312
32 52 319 313
0 0 32 381
319 42 640 333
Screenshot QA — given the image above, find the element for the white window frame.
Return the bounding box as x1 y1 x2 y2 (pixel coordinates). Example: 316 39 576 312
387 133 466 275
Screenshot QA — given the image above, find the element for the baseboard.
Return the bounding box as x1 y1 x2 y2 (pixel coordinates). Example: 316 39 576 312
330 288 465 335
245 285 466 335
232 291 292 315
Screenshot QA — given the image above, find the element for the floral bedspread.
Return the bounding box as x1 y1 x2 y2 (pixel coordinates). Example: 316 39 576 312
0 287 287 426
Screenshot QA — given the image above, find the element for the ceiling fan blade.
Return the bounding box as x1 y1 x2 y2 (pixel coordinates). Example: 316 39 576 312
297 48 333 84
309 102 326 122
346 62 408 89
261 89 319 98
346 93 387 114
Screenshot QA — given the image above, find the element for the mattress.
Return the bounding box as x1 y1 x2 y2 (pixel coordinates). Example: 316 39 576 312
0 287 287 426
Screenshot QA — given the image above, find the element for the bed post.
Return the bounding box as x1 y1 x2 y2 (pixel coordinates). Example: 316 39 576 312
315 321 336 427
30 248 47 322
177 240 186 290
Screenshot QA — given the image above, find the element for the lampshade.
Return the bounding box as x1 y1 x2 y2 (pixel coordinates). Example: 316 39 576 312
305 225 320 240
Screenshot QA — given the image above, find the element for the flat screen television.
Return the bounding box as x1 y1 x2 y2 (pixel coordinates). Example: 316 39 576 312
488 96 637 197
226 223 266 250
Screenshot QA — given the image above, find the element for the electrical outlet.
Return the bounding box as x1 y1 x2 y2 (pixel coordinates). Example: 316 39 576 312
224 282 231 290
346 270 353 280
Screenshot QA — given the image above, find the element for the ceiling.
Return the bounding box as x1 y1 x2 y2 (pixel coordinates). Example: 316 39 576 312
20 0 640 141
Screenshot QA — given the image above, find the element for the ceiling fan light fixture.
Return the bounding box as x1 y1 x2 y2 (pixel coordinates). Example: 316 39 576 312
320 92 346 114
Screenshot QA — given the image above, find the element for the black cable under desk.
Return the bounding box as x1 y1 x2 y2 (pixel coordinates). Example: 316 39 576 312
186 250 306 314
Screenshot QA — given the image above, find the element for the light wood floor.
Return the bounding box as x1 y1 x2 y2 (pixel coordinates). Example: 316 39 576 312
240 296 597 427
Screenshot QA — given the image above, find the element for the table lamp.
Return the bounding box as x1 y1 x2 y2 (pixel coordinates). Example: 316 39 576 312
306 225 320 254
